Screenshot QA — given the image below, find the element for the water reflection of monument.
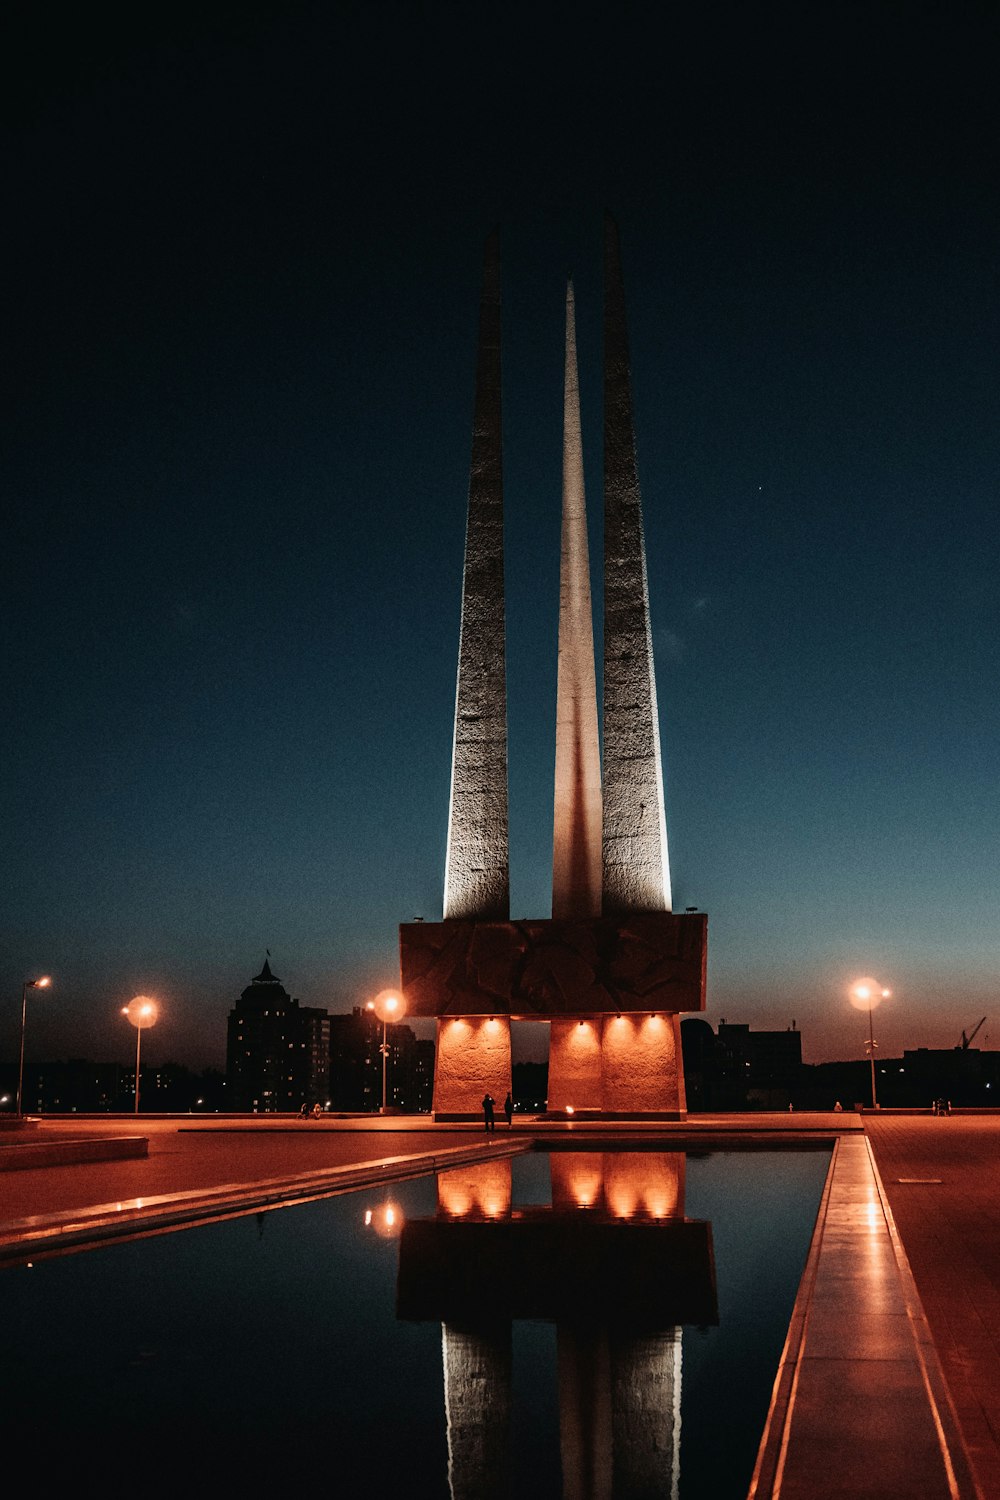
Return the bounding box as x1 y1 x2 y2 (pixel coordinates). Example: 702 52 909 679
393 1154 717 1500
399 220 707 1118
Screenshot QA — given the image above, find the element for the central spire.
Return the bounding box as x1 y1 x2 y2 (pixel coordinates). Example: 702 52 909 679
552 280 602 919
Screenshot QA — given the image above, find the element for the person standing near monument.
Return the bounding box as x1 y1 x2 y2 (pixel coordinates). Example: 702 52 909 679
482 1092 495 1132
504 1091 514 1127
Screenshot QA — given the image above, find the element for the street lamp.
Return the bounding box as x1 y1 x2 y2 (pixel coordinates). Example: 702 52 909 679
121 996 159 1114
367 990 405 1114
16 976 51 1117
849 978 891 1110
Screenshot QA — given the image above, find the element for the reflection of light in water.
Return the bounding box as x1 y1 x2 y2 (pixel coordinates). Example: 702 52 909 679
551 1153 603 1209
362 1201 404 1238
438 1159 512 1219
550 1151 684 1219
607 1153 682 1221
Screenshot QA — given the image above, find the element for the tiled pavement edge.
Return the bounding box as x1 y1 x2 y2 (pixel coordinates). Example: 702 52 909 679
750 1134 981 1499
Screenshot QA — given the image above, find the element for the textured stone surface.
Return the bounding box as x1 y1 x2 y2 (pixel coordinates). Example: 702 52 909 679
443 230 509 921
553 280 602 920
441 1324 512 1500
548 1013 687 1114
432 1013 511 1115
601 1012 687 1114
548 1018 603 1110
602 212 671 914
558 1330 683 1500
611 1332 682 1499
400 913 706 1018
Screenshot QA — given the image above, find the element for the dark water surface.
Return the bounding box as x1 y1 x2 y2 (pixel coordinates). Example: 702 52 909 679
2 1147 829 1498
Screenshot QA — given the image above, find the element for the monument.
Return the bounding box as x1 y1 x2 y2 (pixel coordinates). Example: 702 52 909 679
400 216 707 1117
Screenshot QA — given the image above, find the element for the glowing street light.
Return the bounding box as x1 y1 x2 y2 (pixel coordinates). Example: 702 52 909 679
849 978 891 1110
16 976 51 1118
122 995 159 1115
367 990 405 1114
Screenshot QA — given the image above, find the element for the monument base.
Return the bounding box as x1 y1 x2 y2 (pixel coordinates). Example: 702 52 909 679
403 913 706 1119
432 1014 512 1117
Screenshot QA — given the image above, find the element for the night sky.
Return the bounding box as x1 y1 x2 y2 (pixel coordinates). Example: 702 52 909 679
4 1 999 1070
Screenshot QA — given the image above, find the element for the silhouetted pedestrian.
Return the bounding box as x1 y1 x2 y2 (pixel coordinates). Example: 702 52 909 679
482 1093 495 1133
504 1092 514 1128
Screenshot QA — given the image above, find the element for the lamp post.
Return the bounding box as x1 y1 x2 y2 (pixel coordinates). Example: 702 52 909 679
367 990 405 1114
122 996 159 1114
850 978 891 1110
16 976 51 1117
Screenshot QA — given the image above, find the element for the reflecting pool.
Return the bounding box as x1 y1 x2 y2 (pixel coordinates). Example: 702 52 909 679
1 1147 829 1498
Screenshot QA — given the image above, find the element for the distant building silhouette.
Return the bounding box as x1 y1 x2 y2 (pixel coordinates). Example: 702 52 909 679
328 1007 434 1112
225 959 330 1112
0 1058 227 1113
681 1018 803 1109
679 1017 1000 1111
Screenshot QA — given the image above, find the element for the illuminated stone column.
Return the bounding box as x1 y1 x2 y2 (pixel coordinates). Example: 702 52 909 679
433 1015 512 1117
442 1323 512 1500
552 280 602 921
443 229 509 923
548 1017 603 1113
600 1013 687 1115
602 212 671 916
611 1331 682 1500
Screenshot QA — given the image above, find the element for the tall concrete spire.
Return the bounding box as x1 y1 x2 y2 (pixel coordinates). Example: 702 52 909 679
602 213 672 914
443 230 510 921
552 281 602 920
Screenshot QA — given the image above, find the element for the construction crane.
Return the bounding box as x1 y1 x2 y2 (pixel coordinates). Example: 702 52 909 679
959 1017 986 1050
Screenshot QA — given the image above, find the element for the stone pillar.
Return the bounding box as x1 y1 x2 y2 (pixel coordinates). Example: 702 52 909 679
433 1015 512 1117
600 1013 686 1116
548 1017 603 1113
602 212 671 916
553 280 602 920
443 229 509 923
442 1323 512 1500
